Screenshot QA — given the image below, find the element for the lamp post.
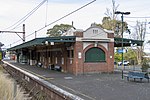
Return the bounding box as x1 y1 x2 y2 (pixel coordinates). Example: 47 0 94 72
115 11 130 79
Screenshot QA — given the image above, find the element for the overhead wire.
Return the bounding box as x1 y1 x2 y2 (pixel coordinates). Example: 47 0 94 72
3 0 47 48
26 0 96 38
5 0 96 48
4 0 47 30
125 16 150 19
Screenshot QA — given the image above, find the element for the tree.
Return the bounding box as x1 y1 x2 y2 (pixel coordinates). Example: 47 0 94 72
101 0 128 37
104 0 119 20
131 21 147 64
114 52 122 62
124 48 138 65
102 0 119 32
47 24 73 37
101 17 128 37
141 58 150 72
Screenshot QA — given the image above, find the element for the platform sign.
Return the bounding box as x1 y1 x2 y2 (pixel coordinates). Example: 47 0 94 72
117 49 127 53
117 49 123 53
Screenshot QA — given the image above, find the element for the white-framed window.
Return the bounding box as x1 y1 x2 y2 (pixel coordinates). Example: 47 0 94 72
93 29 98 34
55 57 57 64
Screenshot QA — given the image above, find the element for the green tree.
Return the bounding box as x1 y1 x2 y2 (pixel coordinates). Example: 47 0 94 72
141 58 150 72
101 17 118 31
103 0 119 33
47 24 73 37
101 17 128 37
101 0 128 37
114 52 122 62
124 48 137 65
115 48 138 65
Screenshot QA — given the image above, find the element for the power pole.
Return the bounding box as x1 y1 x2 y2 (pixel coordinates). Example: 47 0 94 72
0 24 25 43
115 11 130 79
23 24 25 43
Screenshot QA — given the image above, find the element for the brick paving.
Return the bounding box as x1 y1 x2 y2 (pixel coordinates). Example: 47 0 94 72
5 60 150 100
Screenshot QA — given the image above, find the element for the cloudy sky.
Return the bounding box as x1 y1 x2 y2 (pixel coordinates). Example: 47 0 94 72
0 0 150 52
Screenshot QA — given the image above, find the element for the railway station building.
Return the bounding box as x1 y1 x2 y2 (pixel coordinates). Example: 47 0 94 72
8 24 143 75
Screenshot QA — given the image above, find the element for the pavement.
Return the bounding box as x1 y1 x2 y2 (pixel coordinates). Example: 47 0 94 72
4 60 150 100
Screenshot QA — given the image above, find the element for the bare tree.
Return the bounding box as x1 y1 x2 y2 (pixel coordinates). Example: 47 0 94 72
131 20 147 64
104 0 119 20
103 0 122 36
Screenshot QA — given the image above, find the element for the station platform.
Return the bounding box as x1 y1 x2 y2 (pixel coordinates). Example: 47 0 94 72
3 60 150 100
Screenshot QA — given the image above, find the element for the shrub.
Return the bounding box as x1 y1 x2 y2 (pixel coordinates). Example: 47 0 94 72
0 65 24 100
141 58 150 72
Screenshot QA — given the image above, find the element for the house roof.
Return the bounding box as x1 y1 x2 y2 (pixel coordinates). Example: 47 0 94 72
8 36 76 51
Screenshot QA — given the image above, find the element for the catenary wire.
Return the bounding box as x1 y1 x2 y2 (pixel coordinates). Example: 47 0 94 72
4 0 47 30
26 0 96 38
5 0 96 48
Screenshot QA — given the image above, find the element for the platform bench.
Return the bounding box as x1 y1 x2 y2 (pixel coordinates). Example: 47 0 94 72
124 71 149 82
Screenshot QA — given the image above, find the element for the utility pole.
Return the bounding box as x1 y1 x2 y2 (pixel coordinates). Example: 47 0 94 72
23 24 25 43
115 11 130 79
35 31 37 39
0 24 25 43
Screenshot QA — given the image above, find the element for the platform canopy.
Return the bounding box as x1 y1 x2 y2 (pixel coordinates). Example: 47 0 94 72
8 36 143 51
114 37 144 47
8 36 76 51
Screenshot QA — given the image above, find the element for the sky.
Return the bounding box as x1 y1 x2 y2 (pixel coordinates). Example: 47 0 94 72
0 0 150 52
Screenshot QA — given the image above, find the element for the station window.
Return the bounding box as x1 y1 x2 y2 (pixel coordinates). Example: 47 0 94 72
67 50 74 58
93 29 98 34
85 47 105 62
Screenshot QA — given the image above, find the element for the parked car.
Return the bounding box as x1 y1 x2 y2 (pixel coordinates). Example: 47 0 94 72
118 60 130 66
114 61 117 65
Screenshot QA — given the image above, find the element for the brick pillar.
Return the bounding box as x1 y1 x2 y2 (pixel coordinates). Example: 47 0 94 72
73 41 83 75
107 33 114 72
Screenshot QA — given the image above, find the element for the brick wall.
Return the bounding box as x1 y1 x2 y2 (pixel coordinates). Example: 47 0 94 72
82 43 111 73
108 33 114 38
107 42 114 72
73 31 114 74
73 41 84 75
74 31 83 37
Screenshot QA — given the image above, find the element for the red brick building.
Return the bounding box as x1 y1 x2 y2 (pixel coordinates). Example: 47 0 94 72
9 24 114 74
71 24 114 74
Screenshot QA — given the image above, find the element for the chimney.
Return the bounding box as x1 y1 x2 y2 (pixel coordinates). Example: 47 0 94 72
91 22 96 27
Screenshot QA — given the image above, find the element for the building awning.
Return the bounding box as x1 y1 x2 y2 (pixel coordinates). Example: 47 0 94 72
114 37 144 47
8 36 76 51
8 36 143 51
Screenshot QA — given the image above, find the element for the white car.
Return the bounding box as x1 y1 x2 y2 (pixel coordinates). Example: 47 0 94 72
118 60 130 66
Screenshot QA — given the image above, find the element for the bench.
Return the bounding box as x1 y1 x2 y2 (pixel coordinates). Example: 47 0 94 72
124 71 149 82
50 65 62 72
37 62 43 67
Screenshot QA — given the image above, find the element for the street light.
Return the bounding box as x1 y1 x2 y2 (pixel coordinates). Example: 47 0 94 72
115 11 130 79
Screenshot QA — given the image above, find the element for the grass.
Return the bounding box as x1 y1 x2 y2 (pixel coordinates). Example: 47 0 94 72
0 64 25 100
